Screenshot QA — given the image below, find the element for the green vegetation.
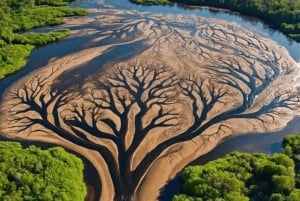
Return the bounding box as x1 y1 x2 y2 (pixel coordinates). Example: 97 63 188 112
0 142 86 201
130 0 300 42
0 0 88 79
131 0 169 4
173 133 300 201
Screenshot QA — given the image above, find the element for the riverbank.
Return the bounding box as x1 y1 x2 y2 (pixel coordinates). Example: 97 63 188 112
1 5 300 201
0 0 88 79
160 115 300 201
0 44 120 201
130 0 300 43
174 133 300 201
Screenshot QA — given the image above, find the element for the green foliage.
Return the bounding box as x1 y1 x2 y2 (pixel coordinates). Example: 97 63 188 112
0 142 86 201
12 6 88 31
270 194 284 201
13 29 70 45
173 194 203 201
0 0 88 79
283 134 300 156
0 44 34 79
131 0 170 4
174 133 300 201
289 34 300 41
283 134 300 191
287 189 300 201
36 0 74 6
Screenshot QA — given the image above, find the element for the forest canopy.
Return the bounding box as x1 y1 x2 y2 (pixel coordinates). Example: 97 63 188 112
130 0 300 42
0 0 88 79
173 133 300 201
0 142 86 201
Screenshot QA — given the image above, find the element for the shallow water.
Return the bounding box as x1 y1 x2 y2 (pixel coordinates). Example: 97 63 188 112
80 0 300 61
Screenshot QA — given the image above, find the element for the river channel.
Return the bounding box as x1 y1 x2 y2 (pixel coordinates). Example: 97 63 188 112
1 0 300 201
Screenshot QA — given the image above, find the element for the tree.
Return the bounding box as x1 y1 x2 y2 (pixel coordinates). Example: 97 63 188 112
175 152 298 201
0 142 86 201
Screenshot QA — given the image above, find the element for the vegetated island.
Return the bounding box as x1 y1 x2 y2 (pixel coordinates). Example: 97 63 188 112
0 141 86 201
174 133 300 201
130 0 300 43
0 0 88 79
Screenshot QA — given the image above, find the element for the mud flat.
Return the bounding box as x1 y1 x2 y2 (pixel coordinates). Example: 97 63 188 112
1 7 300 201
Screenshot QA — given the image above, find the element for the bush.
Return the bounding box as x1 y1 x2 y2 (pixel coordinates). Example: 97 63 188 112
175 133 300 201
0 142 86 201
13 29 70 45
0 44 34 79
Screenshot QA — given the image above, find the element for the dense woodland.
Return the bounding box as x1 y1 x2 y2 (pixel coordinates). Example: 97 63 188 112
174 133 300 201
0 142 86 200
0 0 88 79
131 0 300 42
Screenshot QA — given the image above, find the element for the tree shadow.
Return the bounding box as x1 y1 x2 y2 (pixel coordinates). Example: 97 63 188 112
2 59 299 201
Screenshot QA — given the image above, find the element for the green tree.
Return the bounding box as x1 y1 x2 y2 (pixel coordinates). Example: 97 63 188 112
175 133 300 201
0 142 86 201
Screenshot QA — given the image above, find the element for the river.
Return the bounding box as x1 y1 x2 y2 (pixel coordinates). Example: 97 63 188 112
0 0 300 201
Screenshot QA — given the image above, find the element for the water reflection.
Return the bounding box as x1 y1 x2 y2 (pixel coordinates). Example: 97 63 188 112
73 0 300 61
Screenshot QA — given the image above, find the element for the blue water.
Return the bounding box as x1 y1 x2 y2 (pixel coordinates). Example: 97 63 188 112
79 0 300 62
